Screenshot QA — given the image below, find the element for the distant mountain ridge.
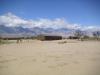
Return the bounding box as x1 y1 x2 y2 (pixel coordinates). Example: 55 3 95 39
0 25 73 35
0 25 99 37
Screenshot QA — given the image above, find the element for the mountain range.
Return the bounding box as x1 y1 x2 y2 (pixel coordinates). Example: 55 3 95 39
0 25 99 37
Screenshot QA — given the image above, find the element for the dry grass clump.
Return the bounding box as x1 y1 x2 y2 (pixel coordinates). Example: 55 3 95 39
58 41 67 44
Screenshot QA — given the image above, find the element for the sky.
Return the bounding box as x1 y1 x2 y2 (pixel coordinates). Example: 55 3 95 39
0 0 100 29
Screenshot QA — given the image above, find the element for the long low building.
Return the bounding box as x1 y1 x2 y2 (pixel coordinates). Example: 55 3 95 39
37 35 62 41
0 37 24 40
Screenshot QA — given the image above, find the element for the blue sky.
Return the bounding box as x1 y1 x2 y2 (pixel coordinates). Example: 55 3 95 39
0 0 100 27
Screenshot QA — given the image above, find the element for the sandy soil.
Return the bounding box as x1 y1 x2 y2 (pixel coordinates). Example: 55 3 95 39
0 40 100 75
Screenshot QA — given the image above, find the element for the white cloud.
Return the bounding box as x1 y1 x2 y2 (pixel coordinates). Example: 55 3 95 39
82 26 100 31
0 12 99 31
0 12 28 27
32 18 67 29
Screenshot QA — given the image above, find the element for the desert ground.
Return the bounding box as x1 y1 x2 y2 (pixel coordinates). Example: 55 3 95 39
0 40 100 75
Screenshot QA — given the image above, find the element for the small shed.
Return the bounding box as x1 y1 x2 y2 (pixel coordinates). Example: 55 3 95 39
37 35 62 41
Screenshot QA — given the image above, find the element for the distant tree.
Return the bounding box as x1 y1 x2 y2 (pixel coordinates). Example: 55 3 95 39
93 31 100 40
82 35 90 41
74 30 84 40
0 35 2 43
83 35 90 39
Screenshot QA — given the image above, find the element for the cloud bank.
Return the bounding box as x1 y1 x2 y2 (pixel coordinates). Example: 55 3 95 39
0 12 100 31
